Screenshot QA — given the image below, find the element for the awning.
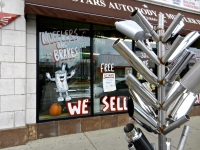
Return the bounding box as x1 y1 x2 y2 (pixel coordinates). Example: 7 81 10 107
25 0 200 34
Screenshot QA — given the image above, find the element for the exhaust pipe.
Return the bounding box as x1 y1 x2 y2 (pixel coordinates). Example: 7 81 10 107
162 83 185 110
163 60 200 110
164 49 195 83
136 40 160 65
134 101 159 132
124 123 154 150
129 88 157 118
166 138 171 150
162 13 184 42
130 10 159 42
127 97 159 134
113 39 159 86
163 115 190 135
162 35 184 64
115 20 149 41
126 74 159 109
168 92 196 121
168 31 200 62
180 60 200 94
177 125 190 150
128 143 136 150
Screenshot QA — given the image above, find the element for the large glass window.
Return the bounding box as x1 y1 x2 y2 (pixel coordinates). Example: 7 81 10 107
37 17 160 120
92 24 132 114
38 17 91 120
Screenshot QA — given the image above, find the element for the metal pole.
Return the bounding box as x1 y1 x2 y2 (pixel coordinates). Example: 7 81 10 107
157 13 167 150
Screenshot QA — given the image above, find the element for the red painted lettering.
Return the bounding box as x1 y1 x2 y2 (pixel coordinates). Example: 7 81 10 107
101 96 127 112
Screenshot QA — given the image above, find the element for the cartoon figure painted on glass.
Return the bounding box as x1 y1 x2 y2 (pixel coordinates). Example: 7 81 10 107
46 63 76 102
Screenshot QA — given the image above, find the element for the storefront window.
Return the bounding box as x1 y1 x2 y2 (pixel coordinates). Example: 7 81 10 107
92 25 132 114
38 17 91 120
37 17 167 120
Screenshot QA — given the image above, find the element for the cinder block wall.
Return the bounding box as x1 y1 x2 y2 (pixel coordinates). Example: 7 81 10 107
0 0 29 129
26 14 37 124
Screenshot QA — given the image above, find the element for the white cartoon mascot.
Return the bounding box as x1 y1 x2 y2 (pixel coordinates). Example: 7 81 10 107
46 64 76 102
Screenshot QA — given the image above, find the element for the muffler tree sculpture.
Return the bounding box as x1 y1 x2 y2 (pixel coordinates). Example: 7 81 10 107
113 10 200 150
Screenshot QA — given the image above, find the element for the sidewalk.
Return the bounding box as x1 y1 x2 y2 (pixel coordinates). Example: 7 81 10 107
2 116 200 150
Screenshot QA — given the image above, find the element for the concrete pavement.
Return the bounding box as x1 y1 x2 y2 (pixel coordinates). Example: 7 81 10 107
1 116 200 150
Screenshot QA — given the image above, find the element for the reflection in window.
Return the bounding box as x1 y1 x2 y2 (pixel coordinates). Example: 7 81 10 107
38 18 91 120
93 24 131 114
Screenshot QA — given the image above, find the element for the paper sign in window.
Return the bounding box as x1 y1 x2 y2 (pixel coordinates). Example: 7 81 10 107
103 73 116 92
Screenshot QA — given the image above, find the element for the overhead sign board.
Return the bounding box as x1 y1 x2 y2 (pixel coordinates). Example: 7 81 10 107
25 0 200 34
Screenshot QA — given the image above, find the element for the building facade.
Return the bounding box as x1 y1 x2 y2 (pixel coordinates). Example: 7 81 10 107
0 0 200 148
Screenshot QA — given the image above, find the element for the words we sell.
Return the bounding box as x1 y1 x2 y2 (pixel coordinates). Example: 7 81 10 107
101 96 128 112
66 96 127 116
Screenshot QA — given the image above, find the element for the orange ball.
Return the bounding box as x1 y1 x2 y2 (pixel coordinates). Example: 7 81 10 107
49 103 62 116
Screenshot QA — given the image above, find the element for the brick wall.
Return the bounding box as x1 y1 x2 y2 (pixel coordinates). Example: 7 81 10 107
0 113 132 148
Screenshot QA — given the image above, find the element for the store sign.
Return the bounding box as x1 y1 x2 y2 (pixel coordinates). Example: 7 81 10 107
71 0 200 26
66 99 90 116
40 30 79 62
65 96 128 116
103 73 116 92
0 12 19 27
25 0 200 32
100 63 114 73
100 63 116 92
153 0 200 11
52 48 78 62
70 0 200 33
40 28 89 62
101 96 128 112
